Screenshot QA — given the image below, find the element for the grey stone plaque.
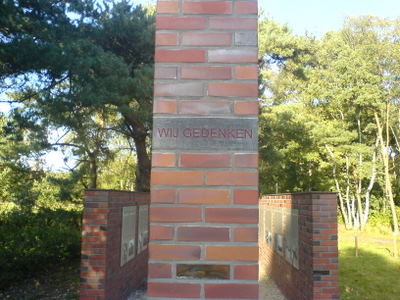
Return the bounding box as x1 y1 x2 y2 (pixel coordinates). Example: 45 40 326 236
121 206 136 266
137 205 149 253
153 117 258 151
263 206 299 269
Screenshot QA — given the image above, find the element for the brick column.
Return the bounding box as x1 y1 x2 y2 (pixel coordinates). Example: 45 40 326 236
80 190 150 300
148 0 259 299
259 193 339 300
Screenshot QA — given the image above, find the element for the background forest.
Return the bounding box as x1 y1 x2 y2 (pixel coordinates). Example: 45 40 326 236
0 0 399 298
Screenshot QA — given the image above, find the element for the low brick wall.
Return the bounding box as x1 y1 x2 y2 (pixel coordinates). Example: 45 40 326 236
80 190 150 300
259 192 339 300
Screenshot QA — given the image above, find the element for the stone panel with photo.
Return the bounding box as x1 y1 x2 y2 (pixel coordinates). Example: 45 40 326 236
120 206 137 266
137 205 149 253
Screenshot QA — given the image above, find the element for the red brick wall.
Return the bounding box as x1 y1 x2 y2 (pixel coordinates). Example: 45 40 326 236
80 190 150 300
149 0 259 298
259 193 339 300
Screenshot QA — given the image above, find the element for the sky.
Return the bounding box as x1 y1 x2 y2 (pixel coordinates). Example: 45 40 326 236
260 0 400 37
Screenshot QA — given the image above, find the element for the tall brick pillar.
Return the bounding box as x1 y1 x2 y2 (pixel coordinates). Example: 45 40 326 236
148 1 259 299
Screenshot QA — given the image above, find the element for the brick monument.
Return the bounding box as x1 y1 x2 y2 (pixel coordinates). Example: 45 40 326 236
148 0 259 299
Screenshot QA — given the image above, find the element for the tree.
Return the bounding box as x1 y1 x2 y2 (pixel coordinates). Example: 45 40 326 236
258 16 400 234
0 0 155 191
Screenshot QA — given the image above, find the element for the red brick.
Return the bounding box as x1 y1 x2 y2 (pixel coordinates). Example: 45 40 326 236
152 189 176 203
155 32 178 46
234 227 258 242
154 82 204 97
80 297 97 300
206 246 258 261
206 170 258 186
235 65 258 79
208 83 258 98
82 236 103 243
83 214 107 220
181 65 231 80
150 206 202 222
149 244 201 260
156 16 206 30
151 170 204 185
154 100 177 114
157 1 179 14
180 100 231 115
148 263 172 278
156 49 205 62
234 189 258 204
180 153 231 168
181 32 232 46
234 265 258 280
80 283 102 289
235 1 258 14
178 188 230 204
154 66 177 79
234 153 258 168
209 17 257 30
313 295 335 299
152 153 176 167
208 49 258 63
234 101 259 115
85 190 108 197
83 218 107 225
148 282 201 298
84 208 108 214
206 207 258 223
322 287 340 294
177 226 229 241
184 1 232 14
150 225 174 240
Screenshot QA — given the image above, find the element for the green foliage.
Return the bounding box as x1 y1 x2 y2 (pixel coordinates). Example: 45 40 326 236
259 103 330 194
97 150 136 190
0 0 155 191
258 16 400 231
0 207 82 289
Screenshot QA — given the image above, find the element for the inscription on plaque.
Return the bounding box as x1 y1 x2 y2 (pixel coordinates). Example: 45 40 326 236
264 207 299 269
153 117 258 151
137 205 149 253
120 206 136 266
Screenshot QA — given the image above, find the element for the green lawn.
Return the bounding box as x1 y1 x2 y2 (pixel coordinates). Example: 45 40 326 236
339 227 400 300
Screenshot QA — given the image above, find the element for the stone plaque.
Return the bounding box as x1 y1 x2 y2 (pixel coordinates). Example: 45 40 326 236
137 205 149 253
120 206 136 266
176 264 230 280
153 117 258 151
283 210 299 269
264 206 299 269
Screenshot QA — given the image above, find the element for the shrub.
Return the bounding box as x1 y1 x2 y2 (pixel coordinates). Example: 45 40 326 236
0 207 82 289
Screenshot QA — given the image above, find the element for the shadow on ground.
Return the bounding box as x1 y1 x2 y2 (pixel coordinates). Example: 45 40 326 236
340 247 400 300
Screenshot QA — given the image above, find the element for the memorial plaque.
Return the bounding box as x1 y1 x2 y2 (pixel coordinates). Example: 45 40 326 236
283 210 299 269
264 210 272 245
176 264 230 280
153 117 258 151
121 206 136 266
137 205 149 253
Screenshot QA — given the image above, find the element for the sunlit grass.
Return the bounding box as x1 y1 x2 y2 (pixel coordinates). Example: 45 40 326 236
339 226 400 300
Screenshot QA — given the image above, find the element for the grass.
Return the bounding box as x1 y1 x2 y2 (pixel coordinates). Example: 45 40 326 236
339 225 400 300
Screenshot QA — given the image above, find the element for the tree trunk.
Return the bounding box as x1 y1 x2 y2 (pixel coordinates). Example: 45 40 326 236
88 152 97 189
361 138 378 230
325 144 350 228
374 111 399 238
346 155 354 228
134 133 151 192
122 112 151 192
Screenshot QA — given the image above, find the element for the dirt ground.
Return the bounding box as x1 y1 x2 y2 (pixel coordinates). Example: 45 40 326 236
0 260 80 300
